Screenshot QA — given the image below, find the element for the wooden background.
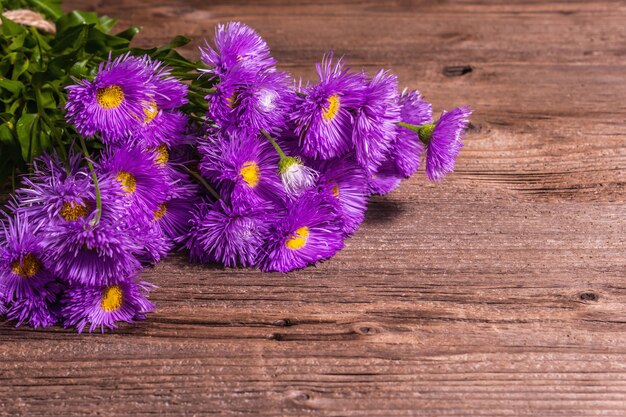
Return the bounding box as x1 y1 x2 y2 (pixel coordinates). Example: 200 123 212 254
1 0 625 416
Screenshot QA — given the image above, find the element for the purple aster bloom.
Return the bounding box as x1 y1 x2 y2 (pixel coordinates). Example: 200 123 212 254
292 53 366 160
15 152 92 228
65 53 154 143
199 131 284 205
390 89 432 177
134 222 172 265
153 197 196 242
132 109 189 149
200 21 276 78
314 155 368 235
423 106 472 181
368 159 403 196
0 213 53 300
61 279 155 333
186 198 273 268
42 216 142 287
210 67 294 134
152 171 199 241
142 56 188 109
131 57 189 148
262 190 344 273
99 144 171 219
15 152 127 229
4 282 60 328
352 69 401 173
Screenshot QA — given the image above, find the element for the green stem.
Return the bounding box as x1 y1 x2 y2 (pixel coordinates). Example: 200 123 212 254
396 121 435 145
397 121 422 134
78 136 102 226
261 129 287 160
181 165 221 201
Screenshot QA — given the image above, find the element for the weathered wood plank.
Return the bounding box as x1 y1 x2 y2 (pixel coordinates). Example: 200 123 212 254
0 0 624 416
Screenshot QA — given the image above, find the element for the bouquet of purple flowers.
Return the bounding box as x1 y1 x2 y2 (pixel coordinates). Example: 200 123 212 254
0 22 471 332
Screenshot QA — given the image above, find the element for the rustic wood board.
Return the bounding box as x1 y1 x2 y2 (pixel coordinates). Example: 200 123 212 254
1 1 625 416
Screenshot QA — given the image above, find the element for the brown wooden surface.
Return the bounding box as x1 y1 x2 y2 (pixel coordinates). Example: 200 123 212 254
1 1 625 416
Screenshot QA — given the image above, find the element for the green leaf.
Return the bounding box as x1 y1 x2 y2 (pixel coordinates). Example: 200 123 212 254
51 24 89 54
0 77 24 95
15 112 38 161
156 35 191 51
85 27 131 53
0 122 15 145
56 11 116 34
25 0 63 20
116 26 141 41
7 32 27 50
1 15 26 36
97 15 117 32
11 54 29 79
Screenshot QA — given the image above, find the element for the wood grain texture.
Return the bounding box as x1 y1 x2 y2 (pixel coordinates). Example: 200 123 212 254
1 1 625 416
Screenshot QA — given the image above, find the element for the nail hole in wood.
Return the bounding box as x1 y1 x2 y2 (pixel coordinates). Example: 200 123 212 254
273 318 293 327
443 65 473 77
579 292 599 302
269 332 284 341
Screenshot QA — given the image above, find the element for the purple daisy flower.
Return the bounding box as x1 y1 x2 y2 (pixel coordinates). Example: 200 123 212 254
152 171 199 241
15 152 93 228
143 56 189 109
133 109 189 149
133 222 172 265
65 53 154 143
42 217 142 287
99 145 171 218
209 67 294 134
262 190 344 273
199 131 284 205
15 152 128 229
292 54 366 160
200 21 276 78
4 282 60 328
352 69 401 173
314 155 368 235
131 57 189 148
391 89 432 177
423 106 472 181
368 159 403 196
0 213 53 300
61 279 155 333
186 198 273 268
153 197 196 242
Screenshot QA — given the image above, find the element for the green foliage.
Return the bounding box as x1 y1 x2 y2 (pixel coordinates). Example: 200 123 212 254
0 1 208 187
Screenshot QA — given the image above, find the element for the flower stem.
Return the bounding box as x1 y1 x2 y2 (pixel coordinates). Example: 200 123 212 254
261 129 287 160
181 165 221 201
78 136 102 226
397 121 435 145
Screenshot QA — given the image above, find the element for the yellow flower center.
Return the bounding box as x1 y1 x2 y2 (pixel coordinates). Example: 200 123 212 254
154 203 167 221
226 92 238 108
154 143 169 166
143 101 158 123
10 253 41 278
323 94 340 121
59 200 89 221
116 171 137 194
101 285 123 312
285 226 309 250
240 161 260 188
96 85 125 109
332 184 340 197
